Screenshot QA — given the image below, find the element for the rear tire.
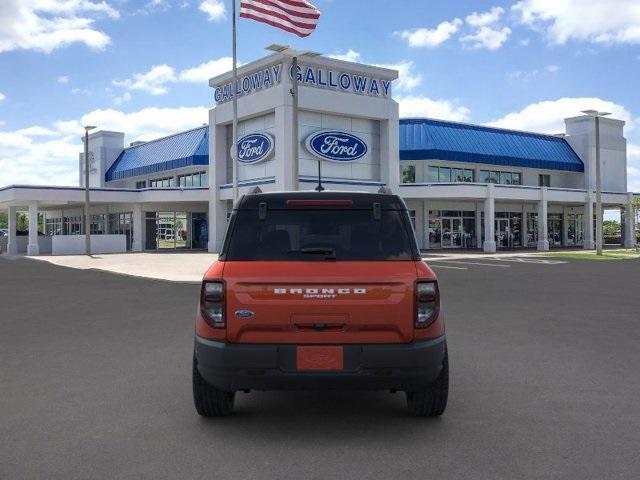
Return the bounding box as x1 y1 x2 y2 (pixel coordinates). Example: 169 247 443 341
192 354 235 417
406 348 449 417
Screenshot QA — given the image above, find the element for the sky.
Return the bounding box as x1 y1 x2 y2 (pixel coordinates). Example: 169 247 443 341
1 0 640 197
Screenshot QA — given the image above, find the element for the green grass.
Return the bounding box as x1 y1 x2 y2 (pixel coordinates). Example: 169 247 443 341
545 249 640 260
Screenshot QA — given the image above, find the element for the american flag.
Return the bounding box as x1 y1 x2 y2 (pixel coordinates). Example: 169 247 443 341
240 0 321 38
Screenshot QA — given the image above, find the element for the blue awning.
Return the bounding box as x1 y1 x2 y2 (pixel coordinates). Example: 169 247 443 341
105 126 209 181
399 118 584 172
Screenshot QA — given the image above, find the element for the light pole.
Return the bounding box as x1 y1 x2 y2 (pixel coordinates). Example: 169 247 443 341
266 44 320 191
83 125 96 255
582 110 610 256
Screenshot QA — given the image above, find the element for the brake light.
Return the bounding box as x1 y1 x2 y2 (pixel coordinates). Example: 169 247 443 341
201 281 225 328
415 281 439 328
286 199 354 207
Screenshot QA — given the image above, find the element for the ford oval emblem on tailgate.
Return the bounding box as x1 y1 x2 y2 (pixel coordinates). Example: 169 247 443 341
235 310 255 318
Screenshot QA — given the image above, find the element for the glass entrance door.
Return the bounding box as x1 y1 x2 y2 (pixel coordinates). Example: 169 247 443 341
495 218 512 249
442 218 463 248
157 212 176 249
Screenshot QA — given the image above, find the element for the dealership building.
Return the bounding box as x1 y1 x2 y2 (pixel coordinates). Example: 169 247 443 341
0 52 637 255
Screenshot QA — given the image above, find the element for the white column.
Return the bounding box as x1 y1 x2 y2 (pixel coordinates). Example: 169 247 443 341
624 193 636 249
475 202 483 249
381 117 400 194
209 118 230 253
537 187 549 251
584 196 595 249
7 206 18 255
27 203 40 256
132 204 143 252
483 185 496 253
275 104 294 191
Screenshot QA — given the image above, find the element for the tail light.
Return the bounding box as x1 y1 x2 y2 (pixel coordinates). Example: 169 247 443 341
415 281 439 328
201 281 225 328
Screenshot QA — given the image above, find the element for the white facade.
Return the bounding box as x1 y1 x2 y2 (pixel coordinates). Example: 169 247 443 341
0 53 637 256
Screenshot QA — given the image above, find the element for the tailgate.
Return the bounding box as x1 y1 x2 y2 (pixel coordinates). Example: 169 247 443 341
223 261 417 344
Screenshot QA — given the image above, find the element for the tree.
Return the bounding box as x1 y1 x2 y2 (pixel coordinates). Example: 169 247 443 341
17 213 28 232
0 211 6 230
603 220 620 237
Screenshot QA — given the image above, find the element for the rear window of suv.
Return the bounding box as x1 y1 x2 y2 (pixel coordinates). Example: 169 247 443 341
223 208 418 261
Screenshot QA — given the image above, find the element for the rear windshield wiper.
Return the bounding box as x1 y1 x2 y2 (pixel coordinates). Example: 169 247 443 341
292 247 337 260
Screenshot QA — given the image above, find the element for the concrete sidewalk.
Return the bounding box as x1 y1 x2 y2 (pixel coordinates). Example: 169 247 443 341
20 250 564 282
27 252 217 283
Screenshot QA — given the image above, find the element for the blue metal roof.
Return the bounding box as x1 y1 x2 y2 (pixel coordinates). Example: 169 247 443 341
105 126 209 181
399 118 584 172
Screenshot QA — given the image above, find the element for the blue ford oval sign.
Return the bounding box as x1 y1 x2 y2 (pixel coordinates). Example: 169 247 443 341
235 133 274 164
305 130 368 163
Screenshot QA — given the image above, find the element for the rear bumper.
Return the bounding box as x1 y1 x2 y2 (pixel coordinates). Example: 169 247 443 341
194 336 446 392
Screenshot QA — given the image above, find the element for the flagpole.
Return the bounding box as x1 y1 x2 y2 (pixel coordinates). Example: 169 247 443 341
231 0 239 202
291 55 299 191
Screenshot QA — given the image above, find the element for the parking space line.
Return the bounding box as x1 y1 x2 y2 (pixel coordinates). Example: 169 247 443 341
492 257 568 265
431 261 510 268
429 264 468 270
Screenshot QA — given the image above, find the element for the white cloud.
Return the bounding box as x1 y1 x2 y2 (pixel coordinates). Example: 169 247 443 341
520 38 531 46
179 57 234 82
508 69 539 81
57 75 69 84
136 0 170 15
0 0 119 54
461 26 511 50
327 53 422 93
508 65 560 81
486 97 635 134
0 106 209 187
113 64 177 95
328 50 362 63
112 57 235 96
398 96 471 122
113 91 132 105
199 0 226 22
466 7 504 27
396 19 463 48
513 0 640 45
373 60 422 93
0 92 5 102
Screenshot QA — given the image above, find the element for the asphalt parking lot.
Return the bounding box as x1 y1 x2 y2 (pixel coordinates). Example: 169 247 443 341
1 256 640 479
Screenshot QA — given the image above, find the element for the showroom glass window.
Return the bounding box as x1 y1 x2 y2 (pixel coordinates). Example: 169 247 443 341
428 166 473 183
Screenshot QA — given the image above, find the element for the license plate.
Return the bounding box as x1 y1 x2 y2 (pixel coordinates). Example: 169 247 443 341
296 346 344 371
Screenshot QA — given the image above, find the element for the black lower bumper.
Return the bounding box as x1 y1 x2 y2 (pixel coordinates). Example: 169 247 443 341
194 336 446 392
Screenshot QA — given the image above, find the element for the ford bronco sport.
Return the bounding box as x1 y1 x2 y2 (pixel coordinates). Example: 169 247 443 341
193 191 448 416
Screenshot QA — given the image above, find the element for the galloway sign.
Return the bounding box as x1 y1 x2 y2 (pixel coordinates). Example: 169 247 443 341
214 64 282 104
305 131 368 163
213 61 394 104
292 64 392 99
234 133 275 164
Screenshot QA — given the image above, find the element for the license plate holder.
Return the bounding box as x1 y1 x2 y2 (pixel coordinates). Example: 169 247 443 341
296 346 344 371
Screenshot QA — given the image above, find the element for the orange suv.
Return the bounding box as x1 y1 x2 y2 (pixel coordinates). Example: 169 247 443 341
193 191 448 416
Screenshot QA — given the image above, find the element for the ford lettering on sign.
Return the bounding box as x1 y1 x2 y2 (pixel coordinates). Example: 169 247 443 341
235 133 274 164
305 131 367 163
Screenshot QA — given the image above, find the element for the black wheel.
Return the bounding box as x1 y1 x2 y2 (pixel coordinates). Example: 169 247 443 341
192 354 235 417
406 348 449 417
